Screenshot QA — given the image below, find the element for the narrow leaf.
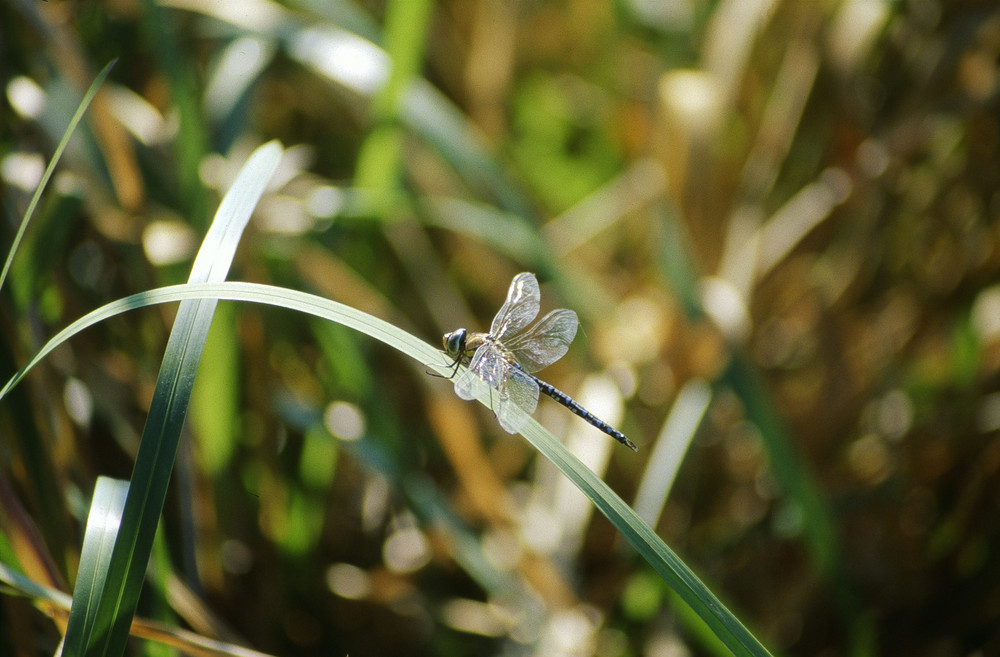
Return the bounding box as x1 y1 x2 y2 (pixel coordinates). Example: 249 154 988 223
62 141 282 657
0 59 116 294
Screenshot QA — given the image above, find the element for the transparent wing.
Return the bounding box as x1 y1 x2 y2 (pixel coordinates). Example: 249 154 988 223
454 342 540 434
494 365 539 434
452 345 495 400
489 273 540 341
504 309 578 373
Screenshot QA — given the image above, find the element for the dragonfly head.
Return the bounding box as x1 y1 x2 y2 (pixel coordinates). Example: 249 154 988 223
442 328 467 359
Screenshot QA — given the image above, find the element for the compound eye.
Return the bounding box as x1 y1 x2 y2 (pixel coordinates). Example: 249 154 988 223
443 329 466 356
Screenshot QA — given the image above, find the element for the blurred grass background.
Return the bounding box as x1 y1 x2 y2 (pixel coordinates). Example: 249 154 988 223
2 0 1000 655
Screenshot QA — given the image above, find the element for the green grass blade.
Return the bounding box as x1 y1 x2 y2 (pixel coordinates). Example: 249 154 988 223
61 477 129 657
516 426 772 657
0 283 442 403
60 141 282 657
0 561 74 610
0 59 116 295
1 279 773 656
189 141 283 284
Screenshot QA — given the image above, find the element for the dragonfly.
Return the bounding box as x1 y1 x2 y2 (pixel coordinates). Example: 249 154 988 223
442 272 637 451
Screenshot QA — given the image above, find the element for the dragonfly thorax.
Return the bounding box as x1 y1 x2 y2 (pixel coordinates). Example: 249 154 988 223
443 328 494 365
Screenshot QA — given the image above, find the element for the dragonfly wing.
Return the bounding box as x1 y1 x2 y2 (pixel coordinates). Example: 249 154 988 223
505 309 578 372
453 345 492 400
494 365 539 434
490 273 540 341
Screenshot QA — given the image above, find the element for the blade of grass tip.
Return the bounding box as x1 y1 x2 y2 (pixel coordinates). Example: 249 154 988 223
61 477 129 657
73 141 282 657
0 59 116 294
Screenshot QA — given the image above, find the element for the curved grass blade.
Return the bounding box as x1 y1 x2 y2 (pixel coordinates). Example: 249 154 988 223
0 59 116 294
518 421 772 657
59 141 282 657
0 283 444 403
2 280 773 656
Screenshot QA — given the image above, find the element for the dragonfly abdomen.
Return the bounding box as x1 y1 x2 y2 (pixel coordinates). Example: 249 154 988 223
528 372 638 451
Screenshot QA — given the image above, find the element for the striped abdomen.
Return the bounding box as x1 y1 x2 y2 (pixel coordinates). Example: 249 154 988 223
529 374 637 451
